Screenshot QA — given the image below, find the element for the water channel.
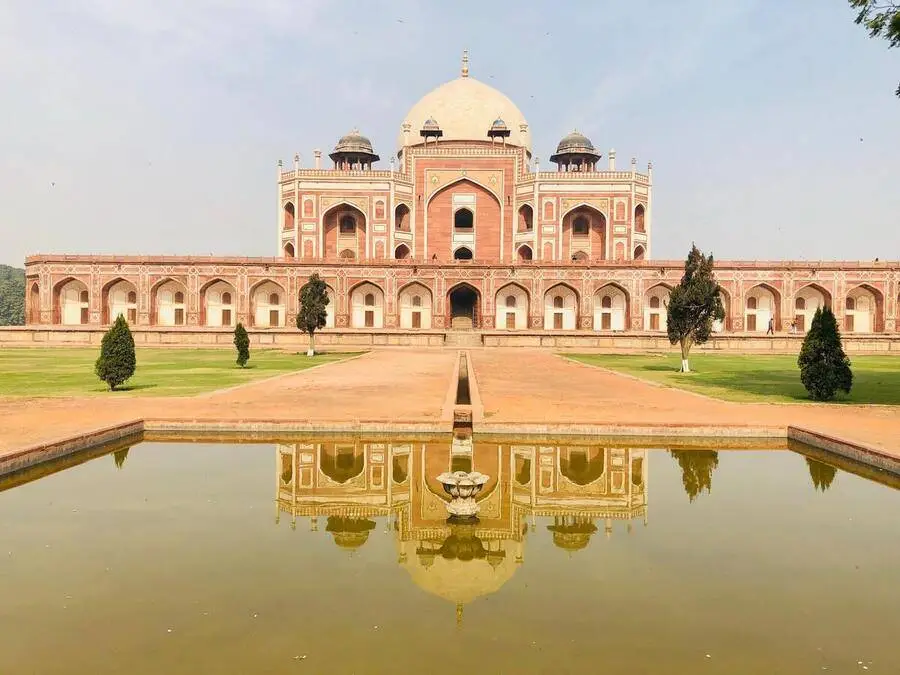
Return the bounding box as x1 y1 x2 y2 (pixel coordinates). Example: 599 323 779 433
0 435 897 674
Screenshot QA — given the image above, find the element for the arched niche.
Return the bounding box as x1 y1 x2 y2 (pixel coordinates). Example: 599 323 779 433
562 206 606 261
644 284 671 331
518 204 534 232
54 278 89 325
744 284 780 332
201 279 236 327
398 283 433 329
152 278 188 326
251 280 286 328
844 284 883 333
792 284 830 333
495 283 529 330
593 284 629 331
350 282 384 329
323 203 366 260
544 284 578 330
102 278 137 325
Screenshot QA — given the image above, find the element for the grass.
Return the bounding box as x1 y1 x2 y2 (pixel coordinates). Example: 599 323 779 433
565 352 900 405
0 348 358 397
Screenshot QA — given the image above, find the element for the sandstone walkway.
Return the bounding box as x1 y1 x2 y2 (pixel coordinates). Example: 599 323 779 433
1 348 898 461
470 350 900 455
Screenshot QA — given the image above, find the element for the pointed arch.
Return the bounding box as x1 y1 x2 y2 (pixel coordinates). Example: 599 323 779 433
200 277 236 327
633 245 646 261
394 203 411 231
544 283 579 330
791 283 831 333
562 205 607 261
518 203 534 232
394 243 411 260
349 281 385 328
29 281 40 324
634 203 646 232
448 282 481 329
495 282 530 330
844 283 884 333
453 246 474 261
425 175 501 207
249 279 286 328
743 283 781 332
282 201 295 230
516 244 533 262
53 276 89 325
151 277 188 326
398 281 433 329
644 283 672 332
101 277 138 325
322 202 367 260
283 241 295 258
714 286 731 332
593 282 630 331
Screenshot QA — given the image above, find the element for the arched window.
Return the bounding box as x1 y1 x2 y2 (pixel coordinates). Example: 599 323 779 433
340 249 355 259
127 291 136 304
222 292 232 305
269 293 279 305
283 202 295 229
454 208 473 229
412 295 421 307
633 246 646 261
174 291 184 303
339 215 356 234
795 297 806 310
572 216 589 236
649 296 660 309
364 293 375 306
572 251 588 262
505 295 517 308
517 245 533 261
395 204 410 231
553 295 564 309
454 247 473 261
845 297 855 311
283 242 295 258
601 296 612 309
747 296 757 310
79 290 88 303
394 244 410 260
634 204 645 232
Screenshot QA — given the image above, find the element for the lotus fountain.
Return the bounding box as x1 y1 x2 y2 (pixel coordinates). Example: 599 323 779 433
436 470 489 518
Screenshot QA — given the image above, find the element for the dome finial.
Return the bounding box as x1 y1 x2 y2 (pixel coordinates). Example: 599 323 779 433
461 49 469 78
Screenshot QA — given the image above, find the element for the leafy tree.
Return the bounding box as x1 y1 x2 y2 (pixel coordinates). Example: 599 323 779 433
805 457 838 492
234 322 250 367
297 273 329 356
95 315 136 391
113 448 130 469
850 1 900 96
666 244 725 372
0 265 25 326
798 306 853 401
669 450 719 502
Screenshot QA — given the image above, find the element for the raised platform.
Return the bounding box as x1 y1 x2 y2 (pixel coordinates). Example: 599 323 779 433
2 326 900 353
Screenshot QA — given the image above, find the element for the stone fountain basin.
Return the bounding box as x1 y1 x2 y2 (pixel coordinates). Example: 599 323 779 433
437 471 489 498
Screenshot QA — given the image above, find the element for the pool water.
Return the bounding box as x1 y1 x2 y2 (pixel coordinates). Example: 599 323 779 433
0 437 897 674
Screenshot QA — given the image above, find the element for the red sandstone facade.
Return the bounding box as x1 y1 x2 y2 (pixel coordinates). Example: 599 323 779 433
20 55 900 339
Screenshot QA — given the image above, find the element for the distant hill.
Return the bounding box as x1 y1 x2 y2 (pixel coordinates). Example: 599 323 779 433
0 265 25 326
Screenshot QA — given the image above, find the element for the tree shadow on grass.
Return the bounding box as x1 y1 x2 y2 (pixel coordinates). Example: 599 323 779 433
114 383 159 392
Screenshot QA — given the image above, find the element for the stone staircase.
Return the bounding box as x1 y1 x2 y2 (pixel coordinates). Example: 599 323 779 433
444 330 483 348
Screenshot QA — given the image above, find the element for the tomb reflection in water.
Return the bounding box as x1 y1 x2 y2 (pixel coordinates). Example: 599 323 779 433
274 437 648 622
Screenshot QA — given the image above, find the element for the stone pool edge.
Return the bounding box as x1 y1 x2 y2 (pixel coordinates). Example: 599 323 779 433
1 418 897 479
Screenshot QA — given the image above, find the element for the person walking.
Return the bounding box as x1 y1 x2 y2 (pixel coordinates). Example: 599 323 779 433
766 317 775 335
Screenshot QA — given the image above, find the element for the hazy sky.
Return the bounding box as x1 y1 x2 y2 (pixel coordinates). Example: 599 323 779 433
1 0 898 267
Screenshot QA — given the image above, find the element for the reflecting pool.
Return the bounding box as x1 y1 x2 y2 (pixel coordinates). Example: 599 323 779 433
0 436 897 674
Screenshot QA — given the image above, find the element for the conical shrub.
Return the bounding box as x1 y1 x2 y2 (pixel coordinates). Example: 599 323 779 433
95 315 136 391
798 306 852 401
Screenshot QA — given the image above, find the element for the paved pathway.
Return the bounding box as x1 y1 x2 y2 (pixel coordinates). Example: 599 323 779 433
0 350 456 454
1 348 898 461
470 350 900 455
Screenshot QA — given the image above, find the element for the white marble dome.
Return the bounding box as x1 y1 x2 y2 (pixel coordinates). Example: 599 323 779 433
399 70 530 152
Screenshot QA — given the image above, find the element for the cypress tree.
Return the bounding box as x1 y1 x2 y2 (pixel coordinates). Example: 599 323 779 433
95 315 136 391
297 273 329 356
234 322 250 367
798 306 852 401
666 244 725 372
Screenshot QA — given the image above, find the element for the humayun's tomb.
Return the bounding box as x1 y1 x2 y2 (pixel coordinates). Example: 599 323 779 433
11 52 900 350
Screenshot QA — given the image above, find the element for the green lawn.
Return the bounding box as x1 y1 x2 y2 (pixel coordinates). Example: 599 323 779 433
0 348 357 397
565 353 900 405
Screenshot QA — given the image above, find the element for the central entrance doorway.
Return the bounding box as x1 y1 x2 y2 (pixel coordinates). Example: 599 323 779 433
448 284 479 330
